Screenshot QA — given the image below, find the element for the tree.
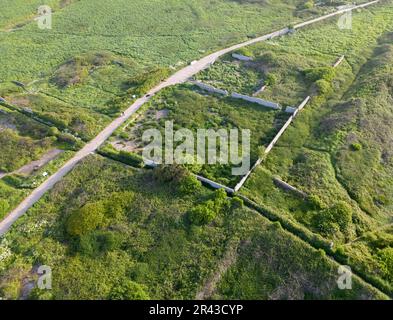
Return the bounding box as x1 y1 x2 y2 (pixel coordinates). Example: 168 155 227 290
66 202 107 237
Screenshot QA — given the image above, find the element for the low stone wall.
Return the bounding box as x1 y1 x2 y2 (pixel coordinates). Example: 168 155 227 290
273 177 307 198
231 92 280 110
333 55 345 68
285 106 297 114
265 116 294 154
196 175 235 194
191 81 229 96
232 53 253 61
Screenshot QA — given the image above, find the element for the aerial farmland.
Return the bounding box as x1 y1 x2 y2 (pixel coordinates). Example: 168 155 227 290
0 0 392 308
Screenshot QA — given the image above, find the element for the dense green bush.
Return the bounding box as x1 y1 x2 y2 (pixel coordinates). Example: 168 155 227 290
303 1 314 10
213 188 229 211
152 164 188 184
66 202 108 237
231 196 244 210
178 174 202 195
152 164 202 194
56 132 82 150
78 231 124 256
234 47 254 58
308 194 325 210
189 188 231 225
315 79 331 94
188 200 217 225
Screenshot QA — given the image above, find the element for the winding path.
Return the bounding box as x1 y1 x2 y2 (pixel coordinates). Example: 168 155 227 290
0 0 380 236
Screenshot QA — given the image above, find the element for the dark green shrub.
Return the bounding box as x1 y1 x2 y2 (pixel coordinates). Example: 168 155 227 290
213 188 229 210
48 126 60 137
235 47 254 58
98 146 144 168
78 231 124 256
152 164 188 184
66 202 107 237
313 201 353 238
303 1 314 10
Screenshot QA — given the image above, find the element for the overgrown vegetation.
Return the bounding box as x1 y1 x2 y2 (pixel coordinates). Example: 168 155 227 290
1 0 392 300
0 155 386 300
102 84 289 187
242 4 393 295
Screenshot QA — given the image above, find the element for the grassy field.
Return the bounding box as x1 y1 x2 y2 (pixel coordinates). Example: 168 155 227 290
0 107 57 173
0 0 336 139
0 155 386 300
0 0 315 228
0 106 77 220
240 2 393 295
